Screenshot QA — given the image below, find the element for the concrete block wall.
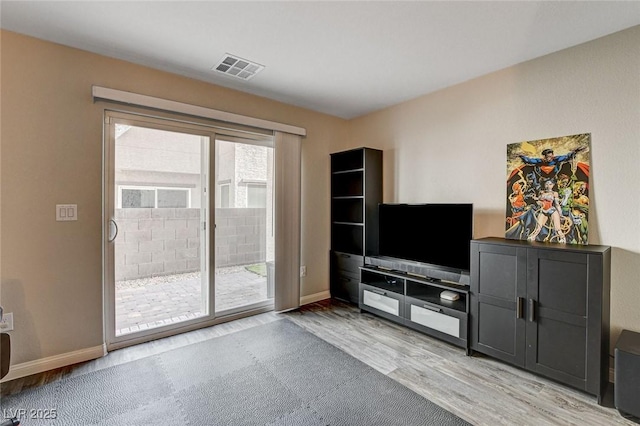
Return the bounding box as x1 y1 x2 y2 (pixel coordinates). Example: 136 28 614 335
115 208 266 281
214 208 267 268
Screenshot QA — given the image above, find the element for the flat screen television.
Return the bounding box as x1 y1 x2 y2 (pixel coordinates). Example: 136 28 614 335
378 203 473 273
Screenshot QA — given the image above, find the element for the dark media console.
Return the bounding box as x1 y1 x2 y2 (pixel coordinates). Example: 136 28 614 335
359 256 470 353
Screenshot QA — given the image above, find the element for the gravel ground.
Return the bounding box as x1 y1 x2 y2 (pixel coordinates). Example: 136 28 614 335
116 266 254 290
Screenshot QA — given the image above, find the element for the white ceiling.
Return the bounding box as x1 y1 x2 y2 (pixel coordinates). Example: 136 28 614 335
1 1 639 119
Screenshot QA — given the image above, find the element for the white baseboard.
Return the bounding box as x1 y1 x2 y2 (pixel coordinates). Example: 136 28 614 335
300 291 331 306
1 344 106 383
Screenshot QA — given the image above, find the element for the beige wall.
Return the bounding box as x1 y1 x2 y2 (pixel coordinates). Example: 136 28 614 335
349 26 640 353
0 30 346 364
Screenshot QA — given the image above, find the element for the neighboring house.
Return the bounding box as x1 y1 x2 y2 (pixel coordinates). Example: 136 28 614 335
115 125 272 211
216 140 272 210
114 125 274 278
115 125 203 209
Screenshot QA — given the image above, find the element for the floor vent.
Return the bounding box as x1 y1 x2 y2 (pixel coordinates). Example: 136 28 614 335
213 54 264 80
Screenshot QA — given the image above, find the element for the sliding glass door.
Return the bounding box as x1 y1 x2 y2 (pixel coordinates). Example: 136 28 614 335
105 112 215 348
104 111 276 349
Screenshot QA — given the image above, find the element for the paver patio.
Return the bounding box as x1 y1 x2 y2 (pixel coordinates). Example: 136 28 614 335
115 266 271 336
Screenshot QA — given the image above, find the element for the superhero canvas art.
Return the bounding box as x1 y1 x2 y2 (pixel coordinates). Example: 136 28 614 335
506 133 591 244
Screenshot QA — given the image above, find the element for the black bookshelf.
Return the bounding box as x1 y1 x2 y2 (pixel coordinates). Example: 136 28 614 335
329 147 382 303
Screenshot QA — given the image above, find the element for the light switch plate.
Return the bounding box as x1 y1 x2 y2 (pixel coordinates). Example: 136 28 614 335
56 204 78 221
0 312 13 332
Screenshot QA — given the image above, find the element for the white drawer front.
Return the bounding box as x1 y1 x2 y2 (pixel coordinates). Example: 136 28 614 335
363 290 400 316
410 304 460 337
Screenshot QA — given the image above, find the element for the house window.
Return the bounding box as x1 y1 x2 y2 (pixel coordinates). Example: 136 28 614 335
157 189 189 208
119 186 190 208
247 183 267 208
121 188 155 208
219 184 230 208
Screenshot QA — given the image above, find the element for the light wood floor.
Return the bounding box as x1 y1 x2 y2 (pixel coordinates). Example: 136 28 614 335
286 300 636 426
2 299 636 425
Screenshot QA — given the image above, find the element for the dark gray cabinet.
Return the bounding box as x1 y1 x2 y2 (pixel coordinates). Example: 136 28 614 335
470 237 611 403
330 148 382 303
330 251 363 303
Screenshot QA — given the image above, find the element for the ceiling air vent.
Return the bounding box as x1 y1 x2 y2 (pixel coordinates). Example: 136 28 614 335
213 54 264 80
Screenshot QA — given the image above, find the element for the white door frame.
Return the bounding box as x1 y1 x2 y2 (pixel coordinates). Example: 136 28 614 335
103 110 275 351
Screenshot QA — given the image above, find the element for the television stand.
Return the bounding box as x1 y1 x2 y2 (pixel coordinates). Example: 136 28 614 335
359 261 470 354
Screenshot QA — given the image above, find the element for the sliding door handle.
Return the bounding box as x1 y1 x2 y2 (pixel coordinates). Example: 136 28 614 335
108 219 119 243
516 297 524 319
528 299 536 322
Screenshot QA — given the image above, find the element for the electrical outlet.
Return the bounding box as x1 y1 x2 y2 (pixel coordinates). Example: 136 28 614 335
0 312 14 332
300 266 307 277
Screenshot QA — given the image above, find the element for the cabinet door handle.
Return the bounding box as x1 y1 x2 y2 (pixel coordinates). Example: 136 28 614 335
422 304 442 313
528 299 536 322
516 297 524 319
371 289 386 296
339 277 351 283
339 253 351 258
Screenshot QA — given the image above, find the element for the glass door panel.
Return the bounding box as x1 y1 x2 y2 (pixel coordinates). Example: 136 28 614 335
108 116 212 342
214 138 274 313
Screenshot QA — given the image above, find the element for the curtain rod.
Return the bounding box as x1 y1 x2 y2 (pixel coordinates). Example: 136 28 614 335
92 86 306 137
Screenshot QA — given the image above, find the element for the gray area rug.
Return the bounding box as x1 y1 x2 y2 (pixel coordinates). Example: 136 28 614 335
1 319 470 425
